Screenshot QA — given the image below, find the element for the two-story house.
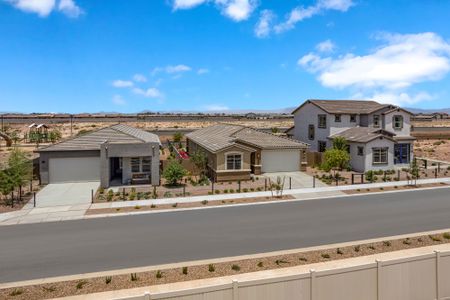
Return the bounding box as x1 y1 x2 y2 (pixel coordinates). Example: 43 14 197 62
291 99 415 172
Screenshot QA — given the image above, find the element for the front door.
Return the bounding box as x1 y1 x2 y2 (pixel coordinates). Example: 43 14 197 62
394 144 410 164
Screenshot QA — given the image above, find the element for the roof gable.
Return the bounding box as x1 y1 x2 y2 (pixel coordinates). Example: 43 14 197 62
292 99 390 115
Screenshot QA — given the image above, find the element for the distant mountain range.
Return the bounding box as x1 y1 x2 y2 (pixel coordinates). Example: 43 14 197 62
405 107 450 114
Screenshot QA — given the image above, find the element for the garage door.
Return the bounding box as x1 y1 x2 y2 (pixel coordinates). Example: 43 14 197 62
49 157 100 183
261 150 300 173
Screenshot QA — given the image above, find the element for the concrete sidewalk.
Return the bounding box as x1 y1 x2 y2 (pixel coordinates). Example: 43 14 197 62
1 177 449 226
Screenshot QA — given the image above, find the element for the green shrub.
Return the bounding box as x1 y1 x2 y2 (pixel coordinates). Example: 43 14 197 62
208 191 213 195
383 241 391 247
257 262 264 268
243 188 249 192
429 235 442 242
164 191 173 198
229 189 235 193
98 187 105 194
76 280 87 289
156 270 163 279
9 289 24 296
134 205 141 209
444 233 450 240
129 192 136 200
105 276 112 284
231 264 241 271
215 190 220 194
336 248 343 255
223 189 229 193
275 259 288 265
201 200 208 205
208 264 215 272
321 253 330 259
130 273 138 281
182 267 188 275
354 245 361 252
107 189 114 202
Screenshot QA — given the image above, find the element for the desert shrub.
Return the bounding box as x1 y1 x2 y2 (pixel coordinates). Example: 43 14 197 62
321 253 330 259
299 257 308 262
215 190 220 194
354 245 361 252
98 187 105 194
105 276 112 284
243 188 249 192
107 189 114 202
208 264 215 272
223 189 229 193
336 248 343 255
130 273 138 281
76 280 87 289
172 203 178 208
275 259 288 265
231 264 241 271
9 289 24 296
429 235 442 242
156 270 162 279
182 267 188 275
201 200 208 205
164 191 173 198
229 189 235 193
257 262 264 267
42 286 56 292
383 241 391 247
444 233 450 240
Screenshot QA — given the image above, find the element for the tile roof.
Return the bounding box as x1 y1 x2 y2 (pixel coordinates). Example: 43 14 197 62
37 124 160 152
186 124 308 153
293 99 391 115
329 127 396 143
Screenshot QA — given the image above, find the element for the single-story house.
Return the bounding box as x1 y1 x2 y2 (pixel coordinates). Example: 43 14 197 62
37 124 161 188
186 124 309 182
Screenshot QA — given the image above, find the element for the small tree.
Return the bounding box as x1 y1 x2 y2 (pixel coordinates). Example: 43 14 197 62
0 169 14 205
163 160 188 186
49 130 62 143
322 149 350 173
409 159 420 185
190 150 208 181
8 148 32 202
269 176 285 198
332 136 348 151
173 132 183 143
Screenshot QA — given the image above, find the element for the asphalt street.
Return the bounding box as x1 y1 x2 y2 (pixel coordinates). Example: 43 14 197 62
1 187 450 283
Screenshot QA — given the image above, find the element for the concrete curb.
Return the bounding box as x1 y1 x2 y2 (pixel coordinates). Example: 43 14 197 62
2 227 450 290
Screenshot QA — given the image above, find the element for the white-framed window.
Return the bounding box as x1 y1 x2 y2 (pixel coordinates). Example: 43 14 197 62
226 153 242 170
335 114 341 122
142 157 152 172
357 146 364 156
372 148 388 164
393 115 404 130
373 115 380 127
131 157 140 173
308 124 315 140
318 114 327 129
131 157 152 173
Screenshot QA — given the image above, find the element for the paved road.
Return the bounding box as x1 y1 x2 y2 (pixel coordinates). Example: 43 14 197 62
2 188 450 283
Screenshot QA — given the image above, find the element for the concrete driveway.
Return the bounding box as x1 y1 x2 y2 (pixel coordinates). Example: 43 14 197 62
34 182 99 207
263 171 344 198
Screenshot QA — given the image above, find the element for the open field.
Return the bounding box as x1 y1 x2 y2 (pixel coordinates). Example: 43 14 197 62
415 139 450 162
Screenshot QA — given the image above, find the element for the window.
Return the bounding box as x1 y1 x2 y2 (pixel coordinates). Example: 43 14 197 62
393 115 403 129
373 115 380 127
335 114 341 122
131 157 152 173
318 141 327 153
357 146 364 156
394 144 410 164
142 157 152 172
226 154 242 170
308 125 315 140
318 114 327 129
350 114 357 123
131 157 140 173
372 148 388 164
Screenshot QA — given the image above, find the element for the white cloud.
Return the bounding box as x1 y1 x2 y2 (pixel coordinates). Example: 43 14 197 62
58 0 83 18
112 95 126 105
173 0 206 9
274 0 354 34
112 80 134 88
5 0 55 17
215 0 258 21
204 104 230 111
152 64 192 76
133 74 147 82
132 87 163 98
361 91 434 106
316 39 335 53
298 32 450 106
254 9 275 38
197 68 210 75
172 0 257 22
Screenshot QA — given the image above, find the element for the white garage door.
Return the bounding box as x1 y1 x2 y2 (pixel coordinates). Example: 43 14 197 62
261 150 300 173
49 157 100 183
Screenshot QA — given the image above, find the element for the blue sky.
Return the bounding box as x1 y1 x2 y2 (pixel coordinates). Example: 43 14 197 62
1 0 450 113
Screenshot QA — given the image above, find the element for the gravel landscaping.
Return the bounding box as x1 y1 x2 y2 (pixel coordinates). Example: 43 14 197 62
2 232 450 299
86 195 295 215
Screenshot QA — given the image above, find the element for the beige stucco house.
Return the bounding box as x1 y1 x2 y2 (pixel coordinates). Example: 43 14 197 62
186 124 309 182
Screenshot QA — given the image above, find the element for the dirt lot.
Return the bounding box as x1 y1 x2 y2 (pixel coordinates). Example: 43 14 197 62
2 232 450 300
415 139 450 162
